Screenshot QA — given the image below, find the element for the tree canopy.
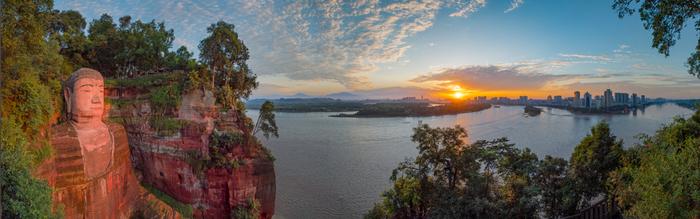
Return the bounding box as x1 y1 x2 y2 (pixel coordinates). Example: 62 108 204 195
609 110 700 218
199 21 258 109
613 0 700 78
253 101 279 139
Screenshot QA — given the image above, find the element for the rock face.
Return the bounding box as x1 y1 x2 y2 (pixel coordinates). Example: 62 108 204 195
108 87 275 218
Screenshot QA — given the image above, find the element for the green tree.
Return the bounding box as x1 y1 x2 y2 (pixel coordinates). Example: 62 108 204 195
47 10 88 68
166 46 197 71
86 14 118 75
253 101 279 139
199 21 258 109
368 124 543 218
1 1 66 217
613 0 700 78
569 121 624 207
609 110 700 218
535 156 574 218
0 120 57 219
86 14 175 77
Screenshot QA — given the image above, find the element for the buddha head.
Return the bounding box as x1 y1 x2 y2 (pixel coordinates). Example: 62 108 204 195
64 68 105 123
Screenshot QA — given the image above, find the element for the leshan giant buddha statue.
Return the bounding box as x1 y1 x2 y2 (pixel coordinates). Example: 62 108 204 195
36 68 139 218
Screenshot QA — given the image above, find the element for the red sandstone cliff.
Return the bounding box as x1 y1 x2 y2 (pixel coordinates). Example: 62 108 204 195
106 83 275 218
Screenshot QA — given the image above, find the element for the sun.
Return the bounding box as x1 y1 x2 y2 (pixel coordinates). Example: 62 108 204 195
449 85 466 99
452 91 465 99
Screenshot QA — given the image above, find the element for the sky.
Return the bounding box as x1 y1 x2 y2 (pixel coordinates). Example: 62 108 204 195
54 0 700 99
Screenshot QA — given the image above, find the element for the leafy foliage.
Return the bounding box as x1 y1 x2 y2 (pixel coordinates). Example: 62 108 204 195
569 121 624 205
609 110 700 218
0 119 57 219
253 101 279 139
1 0 72 217
368 121 632 218
535 156 577 218
613 0 700 78
86 14 176 77
199 21 258 108
367 124 542 218
231 198 261 219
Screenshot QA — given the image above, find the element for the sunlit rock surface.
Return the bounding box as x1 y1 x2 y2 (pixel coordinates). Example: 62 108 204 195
108 86 275 218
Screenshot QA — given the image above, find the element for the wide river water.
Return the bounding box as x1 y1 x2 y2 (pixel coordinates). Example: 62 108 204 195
248 103 694 219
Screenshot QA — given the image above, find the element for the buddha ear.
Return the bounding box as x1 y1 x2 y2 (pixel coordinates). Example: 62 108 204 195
64 88 71 114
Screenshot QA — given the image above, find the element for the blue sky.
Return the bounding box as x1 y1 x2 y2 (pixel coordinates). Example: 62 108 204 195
54 0 700 99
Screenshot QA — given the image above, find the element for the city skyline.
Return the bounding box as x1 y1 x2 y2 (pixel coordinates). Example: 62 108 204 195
54 0 700 99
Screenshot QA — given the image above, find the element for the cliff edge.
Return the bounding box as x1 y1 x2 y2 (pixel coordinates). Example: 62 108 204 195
106 73 275 218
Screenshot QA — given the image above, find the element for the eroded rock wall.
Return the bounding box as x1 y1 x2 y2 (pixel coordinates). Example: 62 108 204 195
108 87 275 219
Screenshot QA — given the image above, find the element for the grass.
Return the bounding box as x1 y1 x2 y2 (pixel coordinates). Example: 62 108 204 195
141 183 194 218
105 72 185 89
149 117 184 137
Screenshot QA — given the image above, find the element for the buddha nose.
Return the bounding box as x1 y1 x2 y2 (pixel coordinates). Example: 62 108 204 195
92 94 101 104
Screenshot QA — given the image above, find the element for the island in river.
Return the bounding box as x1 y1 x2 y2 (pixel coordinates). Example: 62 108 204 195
331 102 492 117
524 105 542 116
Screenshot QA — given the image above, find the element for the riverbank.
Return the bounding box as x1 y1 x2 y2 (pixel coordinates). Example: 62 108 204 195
331 103 491 117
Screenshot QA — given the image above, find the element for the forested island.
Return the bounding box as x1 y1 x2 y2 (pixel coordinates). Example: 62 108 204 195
524 105 542 116
331 102 491 117
246 98 365 112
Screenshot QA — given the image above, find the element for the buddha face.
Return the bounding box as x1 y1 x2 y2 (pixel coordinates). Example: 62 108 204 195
68 78 104 120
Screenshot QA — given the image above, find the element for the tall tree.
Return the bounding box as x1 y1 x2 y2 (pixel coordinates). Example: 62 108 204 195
569 121 624 206
253 101 279 139
535 156 574 218
613 0 700 78
86 14 175 77
47 10 88 67
86 14 118 76
199 21 258 109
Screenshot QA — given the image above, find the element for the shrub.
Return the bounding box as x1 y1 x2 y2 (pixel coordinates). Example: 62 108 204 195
141 183 193 218
149 117 183 137
231 198 260 219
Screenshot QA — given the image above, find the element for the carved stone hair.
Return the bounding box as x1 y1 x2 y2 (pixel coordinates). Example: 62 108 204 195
63 68 104 118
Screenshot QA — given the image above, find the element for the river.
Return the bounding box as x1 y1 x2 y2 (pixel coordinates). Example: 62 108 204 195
248 103 694 219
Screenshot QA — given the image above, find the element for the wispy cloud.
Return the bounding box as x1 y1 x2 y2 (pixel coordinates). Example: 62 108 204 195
449 0 487 17
504 0 524 13
558 53 612 62
57 0 500 89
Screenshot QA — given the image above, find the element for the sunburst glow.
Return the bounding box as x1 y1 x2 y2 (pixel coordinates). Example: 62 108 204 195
449 85 466 99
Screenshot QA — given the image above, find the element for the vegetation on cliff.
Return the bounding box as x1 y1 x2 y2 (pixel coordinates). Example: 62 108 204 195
1 0 71 217
1 0 275 217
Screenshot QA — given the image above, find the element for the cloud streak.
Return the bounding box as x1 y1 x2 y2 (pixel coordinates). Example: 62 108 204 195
411 65 573 91
55 0 520 89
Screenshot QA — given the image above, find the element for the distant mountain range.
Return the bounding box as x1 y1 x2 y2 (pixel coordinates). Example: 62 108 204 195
252 86 439 100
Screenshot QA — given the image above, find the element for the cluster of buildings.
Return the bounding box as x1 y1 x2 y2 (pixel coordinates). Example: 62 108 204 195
568 89 646 109
471 89 648 109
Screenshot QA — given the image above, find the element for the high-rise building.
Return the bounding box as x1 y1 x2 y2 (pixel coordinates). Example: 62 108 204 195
641 95 646 104
632 93 638 106
603 89 613 108
519 96 528 105
614 92 629 105
554 96 563 104
547 95 553 102
574 91 581 107
584 92 592 108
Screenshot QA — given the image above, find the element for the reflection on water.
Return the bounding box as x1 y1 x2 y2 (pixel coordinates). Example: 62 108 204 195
248 103 694 219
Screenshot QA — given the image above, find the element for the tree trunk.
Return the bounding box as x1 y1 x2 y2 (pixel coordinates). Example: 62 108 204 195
1 184 3 219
